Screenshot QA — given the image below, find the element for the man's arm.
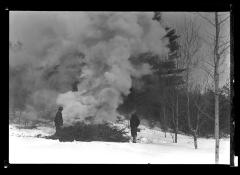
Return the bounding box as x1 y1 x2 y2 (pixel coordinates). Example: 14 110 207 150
54 113 58 123
136 118 140 127
130 117 133 128
59 113 63 126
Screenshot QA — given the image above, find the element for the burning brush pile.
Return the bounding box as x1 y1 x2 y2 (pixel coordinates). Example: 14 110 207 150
10 12 169 142
54 121 130 142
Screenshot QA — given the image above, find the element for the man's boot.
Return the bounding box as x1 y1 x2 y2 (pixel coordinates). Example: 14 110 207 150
133 136 136 143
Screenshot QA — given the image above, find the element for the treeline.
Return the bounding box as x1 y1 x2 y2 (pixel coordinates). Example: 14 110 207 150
118 18 230 143
118 79 230 138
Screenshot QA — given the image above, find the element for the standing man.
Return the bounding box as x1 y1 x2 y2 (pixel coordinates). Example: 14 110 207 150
130 110 140 143
54 106 63 136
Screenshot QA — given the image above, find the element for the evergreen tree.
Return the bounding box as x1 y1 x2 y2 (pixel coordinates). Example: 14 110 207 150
158 20 185 143
120 13 185 140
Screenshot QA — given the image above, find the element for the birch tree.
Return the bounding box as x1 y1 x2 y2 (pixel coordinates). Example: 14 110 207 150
197 12 230 164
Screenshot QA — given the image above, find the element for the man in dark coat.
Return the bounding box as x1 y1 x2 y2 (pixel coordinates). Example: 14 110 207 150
130 111 140 143
54 106 63 136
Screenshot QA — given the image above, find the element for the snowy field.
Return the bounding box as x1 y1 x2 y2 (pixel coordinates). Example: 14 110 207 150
9 123 231 164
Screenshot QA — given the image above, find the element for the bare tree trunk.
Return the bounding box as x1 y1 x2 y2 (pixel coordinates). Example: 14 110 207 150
195 111 200 149
214 75 219 163
169 89 177 143
193 130 198 149
186 67 192 134
163 104 166 138
186 90 191 132
214 12 220 164
175 94 178 143
197 12 230 163
19 111 22 125
171 105 176 143
179 15 203 150
174 129 177 143
186 84 200 149
230 120 235 166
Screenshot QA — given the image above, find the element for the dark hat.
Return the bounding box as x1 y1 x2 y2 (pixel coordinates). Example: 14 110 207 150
58 106 63 110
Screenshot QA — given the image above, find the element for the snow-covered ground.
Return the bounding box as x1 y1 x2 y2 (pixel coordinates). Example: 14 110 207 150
9 123 231 164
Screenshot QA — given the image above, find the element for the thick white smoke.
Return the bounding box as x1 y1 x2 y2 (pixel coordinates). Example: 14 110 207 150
10 12 169 125
56 12 169 125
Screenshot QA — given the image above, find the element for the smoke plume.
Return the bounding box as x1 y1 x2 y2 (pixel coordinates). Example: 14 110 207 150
9 12 169 125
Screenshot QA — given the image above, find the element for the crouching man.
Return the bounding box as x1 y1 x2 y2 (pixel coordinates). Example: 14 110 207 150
54 106 63 137
130 110 140 143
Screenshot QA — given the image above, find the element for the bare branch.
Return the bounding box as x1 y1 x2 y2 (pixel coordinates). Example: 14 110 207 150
201 35 214 46
194 101 214 121
200 65 214 79
205 29 216 39
219 53 228 67
197 12 215 27
219 45 230 56
205 60 215 68
219 16 230 25
219 40 230 49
